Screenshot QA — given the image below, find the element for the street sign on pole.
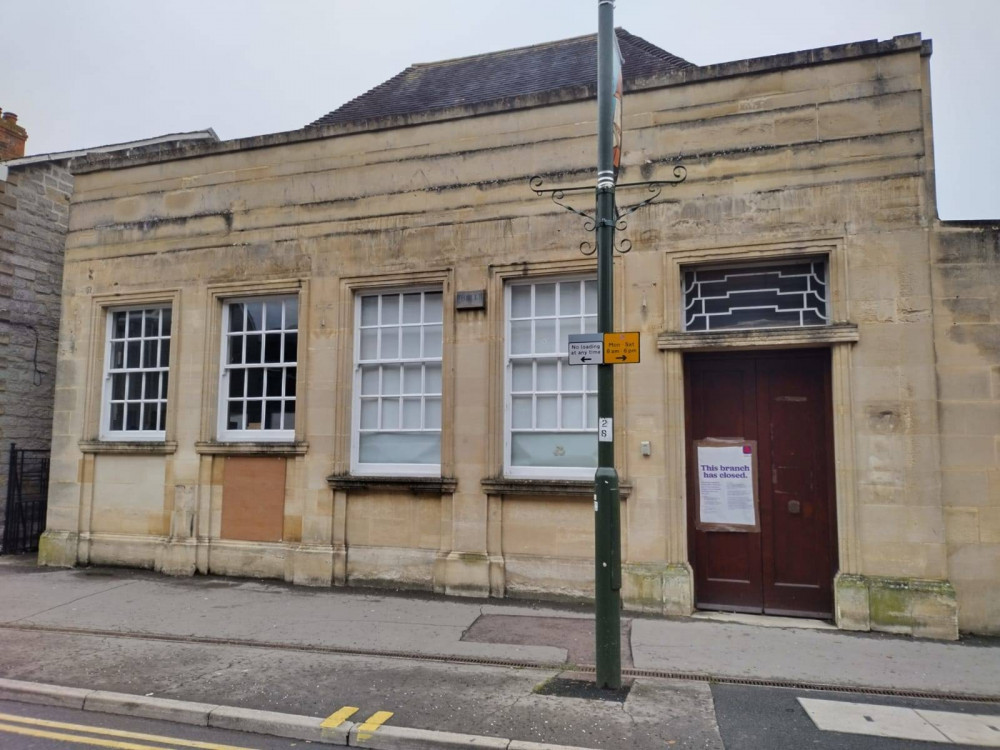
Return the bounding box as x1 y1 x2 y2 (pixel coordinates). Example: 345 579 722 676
568 333 603 365
602 332 639 364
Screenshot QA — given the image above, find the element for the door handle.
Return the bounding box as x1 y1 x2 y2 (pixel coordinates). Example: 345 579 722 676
787 500 801 514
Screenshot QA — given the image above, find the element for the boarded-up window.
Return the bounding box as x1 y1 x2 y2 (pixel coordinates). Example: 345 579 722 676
221 457 286 542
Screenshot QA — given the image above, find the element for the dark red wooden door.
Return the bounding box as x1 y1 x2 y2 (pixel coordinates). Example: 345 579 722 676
685 349 837 618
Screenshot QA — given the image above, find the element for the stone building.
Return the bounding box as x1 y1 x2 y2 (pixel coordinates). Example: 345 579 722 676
38 31 999 638
0 126 217 533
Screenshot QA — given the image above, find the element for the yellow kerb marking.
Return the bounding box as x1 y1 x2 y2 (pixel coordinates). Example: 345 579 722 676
357 710 394 740
321 705 359 728
0 719 254 750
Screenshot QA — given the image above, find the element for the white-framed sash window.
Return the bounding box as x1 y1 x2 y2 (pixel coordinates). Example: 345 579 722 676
352 289 443 476
100 306 172 441
218 295 298 442
505 277 598 479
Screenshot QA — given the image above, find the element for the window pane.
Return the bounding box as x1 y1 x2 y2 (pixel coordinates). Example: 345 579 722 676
112 342 124 369
425 364 442 394
360 399 378 429
245 302 262 331
265 400 283 429
424 397 441 429
161 373 169 398
126 403 140 431
562 364 582 391
511 286 531 318
359 432 439 464
158 407 166 431
228 304 245 332
227 400 245 430
381 398 400 429
113 312 127 339
511 433 596 468
512 396 532 429
559 282 581 315
583 315 598 334
402 398 422 429
360 327 378 360
382 365 400 395
535 283 556 316
159 340 170 368
511 361 532 392
110 403 124 431
229 371 245 398
285 369 296 397
510 319 531 354
403 293 421 323
127 373 142 399
265 368 283 397
246 400 262 429
228 336 243 365
401 326 421 358
142 340 158 368
144 310 159 337
143 372 159 400
247 369 264 398
584 281 598 314
283 332 297 363
536 361 557 391
285 299 298 329
283 400 295 430
534 319 556 353
381 295 399 325
424 292 442 323
562 396 584 429
265 301 283 330
380 327 399 359
111 374 126 400
587 394 598 428
141 404 158 431
361 296 378 326
128 311 142 337
127 341 140 368
361 366 379 395
558 317 581 345
403 364 422 394
424 325 442 358
161 308 172 336
245 334 262 364
536 395 557 428
264 333 282 363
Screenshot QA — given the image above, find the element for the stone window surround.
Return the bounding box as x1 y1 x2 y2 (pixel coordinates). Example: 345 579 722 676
198 278 309 452
332 268 455 479
657 237 862 577
81 289 182 452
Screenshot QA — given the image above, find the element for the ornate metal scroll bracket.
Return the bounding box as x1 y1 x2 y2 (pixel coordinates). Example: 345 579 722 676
528 165 687 256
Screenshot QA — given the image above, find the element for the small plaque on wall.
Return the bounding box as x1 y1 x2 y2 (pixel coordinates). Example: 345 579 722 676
456 289 486 310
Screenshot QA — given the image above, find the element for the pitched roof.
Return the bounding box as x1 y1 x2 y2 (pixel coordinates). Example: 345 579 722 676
308 28 693 128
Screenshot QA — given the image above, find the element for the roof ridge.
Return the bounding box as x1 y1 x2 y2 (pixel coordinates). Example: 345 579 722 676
617 29 694 66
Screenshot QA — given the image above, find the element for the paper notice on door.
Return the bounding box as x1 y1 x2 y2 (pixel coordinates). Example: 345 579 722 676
695 439 759 532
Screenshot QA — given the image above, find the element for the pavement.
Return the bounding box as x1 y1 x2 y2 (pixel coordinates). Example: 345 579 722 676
0 554 997 749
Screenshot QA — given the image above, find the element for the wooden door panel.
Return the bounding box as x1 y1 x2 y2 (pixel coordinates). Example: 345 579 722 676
685 356 762 612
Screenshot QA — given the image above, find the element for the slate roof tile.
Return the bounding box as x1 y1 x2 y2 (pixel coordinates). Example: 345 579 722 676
309 28 693 128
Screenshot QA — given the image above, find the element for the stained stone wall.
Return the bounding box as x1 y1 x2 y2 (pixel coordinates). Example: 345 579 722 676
0 161 71 526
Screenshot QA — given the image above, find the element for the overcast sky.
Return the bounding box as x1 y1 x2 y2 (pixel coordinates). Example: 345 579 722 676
3 0 997 219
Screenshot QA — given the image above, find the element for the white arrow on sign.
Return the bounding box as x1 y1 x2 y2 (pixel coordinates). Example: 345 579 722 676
568 333 603 365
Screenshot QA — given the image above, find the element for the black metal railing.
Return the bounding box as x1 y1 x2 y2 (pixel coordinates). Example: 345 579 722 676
1 444 50 555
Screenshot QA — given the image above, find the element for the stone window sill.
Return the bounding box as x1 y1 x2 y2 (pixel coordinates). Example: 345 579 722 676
481 477 632 499
327 475 457 494
194 441 309 456
657 323 859 351
79 440 177 455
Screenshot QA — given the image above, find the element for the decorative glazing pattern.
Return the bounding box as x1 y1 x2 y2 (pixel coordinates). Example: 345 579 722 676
684 261 828 331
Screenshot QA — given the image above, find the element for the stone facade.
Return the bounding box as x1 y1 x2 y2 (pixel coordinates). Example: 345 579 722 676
0 159 71 520
38 34 999 638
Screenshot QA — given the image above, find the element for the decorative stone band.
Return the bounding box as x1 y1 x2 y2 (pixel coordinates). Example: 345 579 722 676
657 322 859 351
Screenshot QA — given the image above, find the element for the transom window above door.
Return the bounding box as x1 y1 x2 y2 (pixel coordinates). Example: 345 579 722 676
683 260 828 331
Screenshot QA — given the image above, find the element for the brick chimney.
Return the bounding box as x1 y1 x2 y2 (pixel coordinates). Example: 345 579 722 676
0 108 28 160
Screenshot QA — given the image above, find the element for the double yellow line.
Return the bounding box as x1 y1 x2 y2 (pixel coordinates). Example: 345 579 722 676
0 705 395 748
0 711 254 750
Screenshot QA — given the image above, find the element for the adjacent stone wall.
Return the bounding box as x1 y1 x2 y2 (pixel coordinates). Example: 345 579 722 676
932 222 1000 634
0 161 71 528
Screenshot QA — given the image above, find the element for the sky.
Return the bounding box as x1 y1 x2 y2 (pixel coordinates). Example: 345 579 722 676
3 0 998 219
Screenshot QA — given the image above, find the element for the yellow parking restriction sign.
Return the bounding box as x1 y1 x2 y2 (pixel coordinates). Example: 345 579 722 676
603 332 639 364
